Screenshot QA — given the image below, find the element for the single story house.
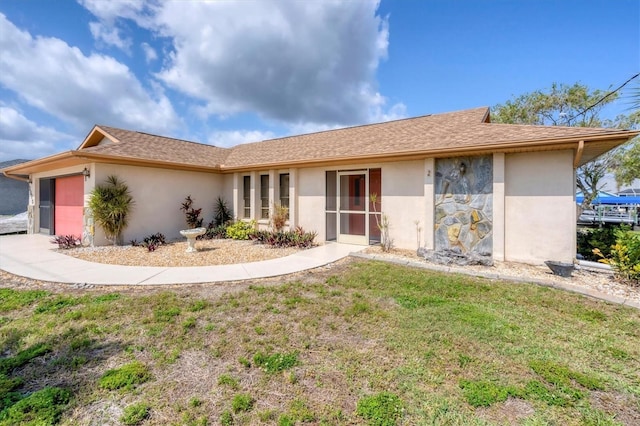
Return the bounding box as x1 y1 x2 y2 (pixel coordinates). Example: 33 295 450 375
3 107 637 264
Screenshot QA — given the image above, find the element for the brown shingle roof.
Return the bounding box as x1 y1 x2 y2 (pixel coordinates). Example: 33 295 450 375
83 126 230 169
221 107 634 169
3 107 637 178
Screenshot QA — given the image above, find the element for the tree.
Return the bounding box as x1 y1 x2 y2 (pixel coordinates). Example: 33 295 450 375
613 139 640 187
492 82 618 127
88 175 134 245
492 82 634 210
613 91 640 186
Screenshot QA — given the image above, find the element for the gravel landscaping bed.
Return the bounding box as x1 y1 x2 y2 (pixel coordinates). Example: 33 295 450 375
58 239 302 267
364 246 640 306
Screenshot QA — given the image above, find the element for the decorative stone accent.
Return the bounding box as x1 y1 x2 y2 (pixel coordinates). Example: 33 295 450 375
82 207 94 247
435 156 493 258
180 227 206 252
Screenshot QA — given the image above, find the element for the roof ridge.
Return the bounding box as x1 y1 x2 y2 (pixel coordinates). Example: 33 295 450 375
96 125 230 150
484 121 634 132
238 106 490 146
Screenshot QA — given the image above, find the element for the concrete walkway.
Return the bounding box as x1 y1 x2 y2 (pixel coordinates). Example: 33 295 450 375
0 234 365 286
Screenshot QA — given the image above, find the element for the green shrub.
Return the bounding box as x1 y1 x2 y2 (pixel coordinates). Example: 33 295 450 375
231 393 254 413
356 392 403 426
120 402 150 425
595 228 640 284
226 220 256 240
203 224 228 239
99 361 151 391
0 387 71 425
249 226 317 248
577 225 627 261
253 351 298 373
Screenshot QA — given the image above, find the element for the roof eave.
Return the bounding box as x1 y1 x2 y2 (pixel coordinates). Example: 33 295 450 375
1 150 223 177
1 151 82 177
75 152 222 173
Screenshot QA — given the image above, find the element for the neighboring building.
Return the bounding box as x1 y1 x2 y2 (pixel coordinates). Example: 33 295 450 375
2 107 638 264
0 159 30 215
618 188 640 197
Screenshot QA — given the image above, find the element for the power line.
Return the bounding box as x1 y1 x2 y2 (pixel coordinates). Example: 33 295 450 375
567 72 639 123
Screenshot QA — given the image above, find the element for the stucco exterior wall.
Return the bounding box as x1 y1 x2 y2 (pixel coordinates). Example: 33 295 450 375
296 160 425 250
297 166 326 239
504 150 575 264
381 160 426 250
92 164 222 245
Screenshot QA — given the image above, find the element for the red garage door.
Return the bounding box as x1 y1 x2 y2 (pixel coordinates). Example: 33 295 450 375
55 175 84 237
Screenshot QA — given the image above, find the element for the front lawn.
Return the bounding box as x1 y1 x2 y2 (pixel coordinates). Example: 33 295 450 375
1 260 638 425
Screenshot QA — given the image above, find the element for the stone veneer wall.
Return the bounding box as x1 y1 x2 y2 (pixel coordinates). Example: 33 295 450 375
434 155 493 258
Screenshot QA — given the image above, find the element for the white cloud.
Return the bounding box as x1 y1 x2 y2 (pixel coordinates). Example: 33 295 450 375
79 0 401 128
207 130 277 148
89 21 131 52
141 42 157 63
78 0 149 23
0 13 179 135
0 106 75 161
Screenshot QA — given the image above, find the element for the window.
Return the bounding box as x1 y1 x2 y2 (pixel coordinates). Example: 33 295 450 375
279 173 290 216
243 176 251 218
260 175 269 219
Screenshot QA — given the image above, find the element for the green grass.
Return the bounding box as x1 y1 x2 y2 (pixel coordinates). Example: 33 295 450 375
1 259 639 424
0 342 51 375
98 361 151 391
253 351 299 373
0 387 71 425
0 288 48 312
356 392 403 425
120 402 150 425
231 393 254 413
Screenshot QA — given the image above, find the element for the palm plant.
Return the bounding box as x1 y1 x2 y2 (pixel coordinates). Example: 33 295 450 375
213 196 233 226
88 175 134 245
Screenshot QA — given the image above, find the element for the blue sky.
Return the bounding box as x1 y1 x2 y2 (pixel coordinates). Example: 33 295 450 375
0 0 638 162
